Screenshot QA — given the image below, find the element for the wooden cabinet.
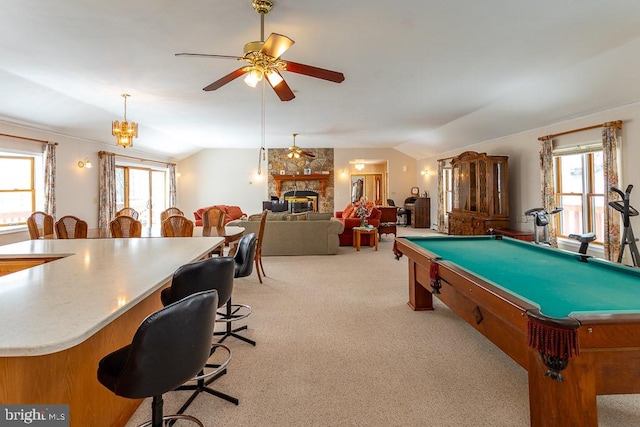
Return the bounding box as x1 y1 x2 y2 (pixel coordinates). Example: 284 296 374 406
448 151 509 235
409 198 431 228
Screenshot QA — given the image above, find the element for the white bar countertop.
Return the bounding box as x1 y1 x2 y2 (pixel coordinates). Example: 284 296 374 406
0 237 223 357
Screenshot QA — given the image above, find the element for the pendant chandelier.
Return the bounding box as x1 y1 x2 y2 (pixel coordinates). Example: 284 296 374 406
112 94 138 148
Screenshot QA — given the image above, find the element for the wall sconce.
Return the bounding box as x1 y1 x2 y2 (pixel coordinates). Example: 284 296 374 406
402 165 408 172
78 159 92 169
421 168 429 176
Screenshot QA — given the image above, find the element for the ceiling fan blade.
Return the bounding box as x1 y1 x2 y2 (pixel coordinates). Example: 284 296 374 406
203 67 251 91
175 53 242 60
300 151 316 158
283 61 345 83
268 73 295 101
261 33 294 58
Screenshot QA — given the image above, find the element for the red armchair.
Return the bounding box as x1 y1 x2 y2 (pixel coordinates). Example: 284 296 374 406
335 207 381 246
193 205 246 227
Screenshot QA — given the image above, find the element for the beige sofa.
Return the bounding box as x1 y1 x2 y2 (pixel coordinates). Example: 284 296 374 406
227 212 344 256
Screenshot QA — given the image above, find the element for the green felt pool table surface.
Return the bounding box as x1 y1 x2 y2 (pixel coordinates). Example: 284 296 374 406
402 235 640 319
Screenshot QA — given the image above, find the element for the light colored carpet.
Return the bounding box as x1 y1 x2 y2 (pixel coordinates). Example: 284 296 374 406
126 227 640 426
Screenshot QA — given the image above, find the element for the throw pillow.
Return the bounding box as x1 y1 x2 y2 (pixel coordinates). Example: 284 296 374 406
342 203 355 218
267 213 288 221
368 207 380 219
286 213 307 221
226 206 244 220
348 202 360 218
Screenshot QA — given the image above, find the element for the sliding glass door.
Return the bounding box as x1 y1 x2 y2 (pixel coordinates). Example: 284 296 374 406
116 166 166 227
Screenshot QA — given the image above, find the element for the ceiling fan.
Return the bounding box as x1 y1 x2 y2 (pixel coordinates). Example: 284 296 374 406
175 0 345 101
288 133 315 158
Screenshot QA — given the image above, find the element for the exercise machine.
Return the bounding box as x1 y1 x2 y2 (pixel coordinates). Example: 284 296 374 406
524 207 596 255
609 185 639 267
524 207 564 246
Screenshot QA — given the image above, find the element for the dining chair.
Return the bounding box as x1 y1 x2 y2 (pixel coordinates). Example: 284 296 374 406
202 207 226 235
161 207 184 222
115 207 139 220
97 290 219 427
254 210 268 283
27 211 54 239
55 215 88 239
161 215 194 237
202 207 226 255
110 215 142 238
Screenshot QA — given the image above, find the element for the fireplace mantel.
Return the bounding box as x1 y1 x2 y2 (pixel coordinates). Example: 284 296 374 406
272 174 329 197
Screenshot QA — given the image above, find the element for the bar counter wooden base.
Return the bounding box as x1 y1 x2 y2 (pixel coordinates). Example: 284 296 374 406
0 284 167 426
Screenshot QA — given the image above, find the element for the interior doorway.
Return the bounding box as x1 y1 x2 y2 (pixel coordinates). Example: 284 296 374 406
349 160 388 205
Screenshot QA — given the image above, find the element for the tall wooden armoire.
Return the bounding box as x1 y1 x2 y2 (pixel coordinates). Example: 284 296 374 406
448 151 510 235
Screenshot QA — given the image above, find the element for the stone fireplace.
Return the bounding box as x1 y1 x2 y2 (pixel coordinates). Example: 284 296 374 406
267 148 335 213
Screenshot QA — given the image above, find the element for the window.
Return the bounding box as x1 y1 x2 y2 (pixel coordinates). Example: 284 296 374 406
554 147 604 244
0 156 35 227
116 165 167 227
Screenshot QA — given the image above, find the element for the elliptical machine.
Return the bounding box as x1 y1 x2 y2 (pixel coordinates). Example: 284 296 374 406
524 207 596 255
609 185 639 267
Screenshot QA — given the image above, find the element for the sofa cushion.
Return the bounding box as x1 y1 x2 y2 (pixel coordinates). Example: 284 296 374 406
307 212 333 221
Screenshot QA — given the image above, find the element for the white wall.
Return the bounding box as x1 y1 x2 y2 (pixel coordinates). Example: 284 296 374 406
177 146 419 217
4 101 639 250
0 121 173 246
177 148 269 218
417 102 640 240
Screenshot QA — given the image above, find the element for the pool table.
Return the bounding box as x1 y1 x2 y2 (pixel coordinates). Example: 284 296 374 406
395 235 640 427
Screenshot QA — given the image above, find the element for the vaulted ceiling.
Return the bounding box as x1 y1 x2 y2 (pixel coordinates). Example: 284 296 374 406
2 1 640 160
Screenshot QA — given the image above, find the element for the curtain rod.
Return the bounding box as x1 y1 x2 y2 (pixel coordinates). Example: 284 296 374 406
0 133 58 145
538 120 622 141
98 150 176 167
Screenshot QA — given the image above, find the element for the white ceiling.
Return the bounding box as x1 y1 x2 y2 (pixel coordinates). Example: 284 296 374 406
2 1 640 161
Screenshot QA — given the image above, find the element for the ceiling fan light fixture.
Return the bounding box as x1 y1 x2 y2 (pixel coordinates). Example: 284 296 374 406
244 67 264 87
265 69 283 87
112 94 138 148
355 162 365 171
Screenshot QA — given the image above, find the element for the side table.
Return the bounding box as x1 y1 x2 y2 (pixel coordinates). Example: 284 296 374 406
353 226 378 251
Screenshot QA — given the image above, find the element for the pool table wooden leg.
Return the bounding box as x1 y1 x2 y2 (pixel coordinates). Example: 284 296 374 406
407 259 434 311
528 350 597 427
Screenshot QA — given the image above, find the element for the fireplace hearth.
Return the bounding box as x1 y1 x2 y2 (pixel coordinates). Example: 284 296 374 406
283 190 319 213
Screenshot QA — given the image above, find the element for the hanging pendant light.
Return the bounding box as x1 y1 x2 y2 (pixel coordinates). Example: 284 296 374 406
112 94 138 148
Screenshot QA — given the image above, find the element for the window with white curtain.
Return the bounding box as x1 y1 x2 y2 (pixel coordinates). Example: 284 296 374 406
553 144 604 244
0 154 41 227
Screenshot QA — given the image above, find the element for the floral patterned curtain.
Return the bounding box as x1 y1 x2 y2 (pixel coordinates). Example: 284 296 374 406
602 124 621 261
437 159 446 233
539 138 558 247
168 164 177 208
98 152 117 236
43 142 56 218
